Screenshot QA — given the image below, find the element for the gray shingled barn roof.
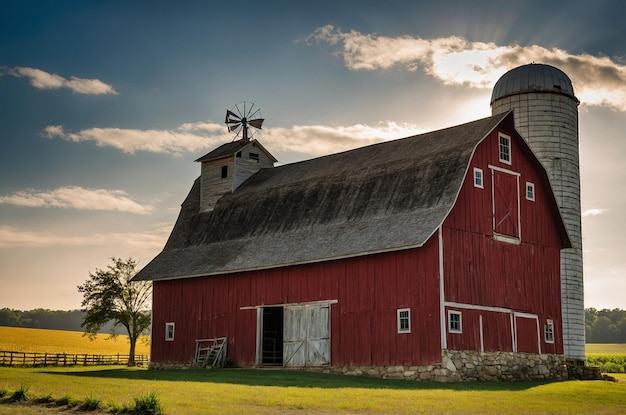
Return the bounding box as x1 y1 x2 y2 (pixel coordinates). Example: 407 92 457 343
134 111 566 281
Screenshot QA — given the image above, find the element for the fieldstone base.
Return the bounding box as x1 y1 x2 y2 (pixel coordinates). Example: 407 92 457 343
566 358 606 380
308 350 567 382
149 350 570 382
149 362 193 370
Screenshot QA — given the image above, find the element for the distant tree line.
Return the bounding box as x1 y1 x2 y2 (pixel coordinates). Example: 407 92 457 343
585 308 626 343
0 308 115 333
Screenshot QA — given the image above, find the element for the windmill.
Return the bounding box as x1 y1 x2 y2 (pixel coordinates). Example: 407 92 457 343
225 101 264 142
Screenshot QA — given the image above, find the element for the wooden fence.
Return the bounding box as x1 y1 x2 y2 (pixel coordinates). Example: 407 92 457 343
0 350 149 367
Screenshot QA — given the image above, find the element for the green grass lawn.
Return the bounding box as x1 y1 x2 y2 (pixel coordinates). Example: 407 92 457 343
1 366 625 415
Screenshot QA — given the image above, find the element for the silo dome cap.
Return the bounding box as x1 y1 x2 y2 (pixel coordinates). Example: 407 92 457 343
490 63 578 104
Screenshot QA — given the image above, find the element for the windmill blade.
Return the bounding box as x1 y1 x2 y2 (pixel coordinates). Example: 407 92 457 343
248 118 264 129
247 107 261 119
225 110 241 123
227 122 241 132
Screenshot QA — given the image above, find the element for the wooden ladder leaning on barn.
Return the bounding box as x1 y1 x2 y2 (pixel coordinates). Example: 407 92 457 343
193 337 227 368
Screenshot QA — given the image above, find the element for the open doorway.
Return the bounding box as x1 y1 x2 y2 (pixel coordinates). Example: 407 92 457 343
261 307 283 365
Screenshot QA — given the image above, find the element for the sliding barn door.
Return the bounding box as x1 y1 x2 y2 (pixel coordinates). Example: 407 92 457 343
283 304 330 367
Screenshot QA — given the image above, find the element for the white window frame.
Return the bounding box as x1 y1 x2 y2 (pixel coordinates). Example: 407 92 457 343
498 133 512 165
526 182 535 201
397 308 411 334
165 322 175 341
448 310 462 334
544 319 555 343
473 167 484 189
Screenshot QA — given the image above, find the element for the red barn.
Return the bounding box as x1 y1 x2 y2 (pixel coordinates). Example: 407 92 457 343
134 111 570 381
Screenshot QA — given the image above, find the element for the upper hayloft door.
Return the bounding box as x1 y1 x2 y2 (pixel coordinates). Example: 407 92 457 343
283 304 330 367
491 168 520 239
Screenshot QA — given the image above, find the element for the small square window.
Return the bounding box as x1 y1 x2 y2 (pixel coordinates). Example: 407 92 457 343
544 320 554 343
249 152 259 162
448 310 462 333
526 182 535 201
221 165 228 179
397 308 411 333
473 168 484 188
165 322 175 341
498 133 511 164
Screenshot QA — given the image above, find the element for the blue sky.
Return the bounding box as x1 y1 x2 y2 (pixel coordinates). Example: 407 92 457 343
1 0 625 310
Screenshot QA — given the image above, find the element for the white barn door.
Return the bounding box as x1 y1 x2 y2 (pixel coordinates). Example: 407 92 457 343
283 304 330 367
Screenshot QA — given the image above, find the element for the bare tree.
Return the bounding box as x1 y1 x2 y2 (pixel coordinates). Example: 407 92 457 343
78 257 151 366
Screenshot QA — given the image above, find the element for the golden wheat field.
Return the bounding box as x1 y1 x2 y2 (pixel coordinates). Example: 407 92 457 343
0 326 150 355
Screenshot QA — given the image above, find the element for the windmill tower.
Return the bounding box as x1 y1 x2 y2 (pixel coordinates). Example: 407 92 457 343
490 64 584 362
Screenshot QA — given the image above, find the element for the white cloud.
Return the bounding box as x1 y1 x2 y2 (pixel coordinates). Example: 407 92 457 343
0 225 170 249
43 121 424 158
582 208 608 217
0 186 153 214
308 25 626 111
2 66 117 95
43 124 219 156
263 122 424 157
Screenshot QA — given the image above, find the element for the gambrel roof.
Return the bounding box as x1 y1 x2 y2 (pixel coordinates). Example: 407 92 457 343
134 111 569 281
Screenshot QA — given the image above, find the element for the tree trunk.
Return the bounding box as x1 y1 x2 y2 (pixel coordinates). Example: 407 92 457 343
128 336 137 366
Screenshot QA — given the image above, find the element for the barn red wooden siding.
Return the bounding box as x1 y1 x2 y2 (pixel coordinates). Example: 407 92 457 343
151 236 442 368
150 121 565 368
442 127 563 355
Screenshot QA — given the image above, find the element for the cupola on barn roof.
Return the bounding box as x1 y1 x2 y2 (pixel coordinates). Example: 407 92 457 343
490 63 578 104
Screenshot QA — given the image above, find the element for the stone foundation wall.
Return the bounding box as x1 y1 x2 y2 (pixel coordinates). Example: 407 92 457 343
149 350 568 382
309 350 567 382
566 358 605 380
149 362 193 370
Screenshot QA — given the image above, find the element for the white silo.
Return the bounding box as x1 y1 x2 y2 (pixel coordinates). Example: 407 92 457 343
490 63 585 362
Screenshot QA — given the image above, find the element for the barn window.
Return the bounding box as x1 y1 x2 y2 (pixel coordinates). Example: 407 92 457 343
473 168 484 188
397 308 411 333
498 133 511 164
221 165 228 179
526 182 535 201
448 310 462 334
165 322 175 341
249 152 259 162
544 320 554 343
